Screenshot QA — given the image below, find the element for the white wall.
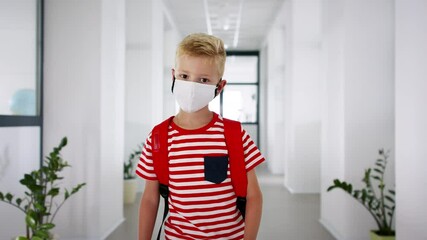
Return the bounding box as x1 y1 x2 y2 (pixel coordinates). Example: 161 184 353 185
125 0 154 166
263 0 322 193
395 0 427 238
125 0 180 191
263 4 286 175
44 0 125 239
320 1 395 239
286 0 322 193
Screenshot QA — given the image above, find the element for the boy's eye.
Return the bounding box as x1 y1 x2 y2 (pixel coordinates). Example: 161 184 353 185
178 74 188 79
200 78 209 83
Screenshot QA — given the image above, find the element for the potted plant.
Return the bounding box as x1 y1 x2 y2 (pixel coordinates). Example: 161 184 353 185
0 137 86 240
327 149 396 240
123 143 143 204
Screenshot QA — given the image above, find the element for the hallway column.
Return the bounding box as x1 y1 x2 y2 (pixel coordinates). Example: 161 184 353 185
320 1 395 239
264 0 323 192
395 0 427 238
44 0 125 238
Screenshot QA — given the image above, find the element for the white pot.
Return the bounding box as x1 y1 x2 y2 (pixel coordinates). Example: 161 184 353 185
14 233 59 240
123 179 137 204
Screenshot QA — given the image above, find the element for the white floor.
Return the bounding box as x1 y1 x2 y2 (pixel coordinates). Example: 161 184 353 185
107 168 335 240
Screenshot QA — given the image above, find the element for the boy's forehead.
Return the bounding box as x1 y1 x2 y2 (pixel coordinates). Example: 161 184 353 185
176 55 216 68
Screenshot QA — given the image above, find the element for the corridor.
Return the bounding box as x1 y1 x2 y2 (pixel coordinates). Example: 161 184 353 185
107 167 335 240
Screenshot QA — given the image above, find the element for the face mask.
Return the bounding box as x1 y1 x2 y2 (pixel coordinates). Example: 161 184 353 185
172 79 217 113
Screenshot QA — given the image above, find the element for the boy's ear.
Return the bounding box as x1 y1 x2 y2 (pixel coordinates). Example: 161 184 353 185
171 68 175 80
216 79 227 96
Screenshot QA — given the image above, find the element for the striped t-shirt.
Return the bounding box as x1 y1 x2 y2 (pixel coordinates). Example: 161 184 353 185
136 113 265 240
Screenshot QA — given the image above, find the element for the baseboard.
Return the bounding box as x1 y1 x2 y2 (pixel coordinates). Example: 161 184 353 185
101 217 126 240
55 217 125 240
284 183 320 194
319 217 344 240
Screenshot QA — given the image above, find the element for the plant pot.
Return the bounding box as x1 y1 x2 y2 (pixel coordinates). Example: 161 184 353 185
370 231 395 240
13 233 59 240
123 178 137 204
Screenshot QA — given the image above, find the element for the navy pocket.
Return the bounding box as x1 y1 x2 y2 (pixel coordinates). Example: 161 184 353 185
204 156 229 184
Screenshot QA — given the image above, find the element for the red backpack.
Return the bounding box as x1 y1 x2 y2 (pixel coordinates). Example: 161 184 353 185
151 116 248 239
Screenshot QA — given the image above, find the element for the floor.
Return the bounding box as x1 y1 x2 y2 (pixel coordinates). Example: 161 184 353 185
106 167 335 240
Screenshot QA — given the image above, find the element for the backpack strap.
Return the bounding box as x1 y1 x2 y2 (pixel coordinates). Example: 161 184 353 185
151 116 173 240
223 118 248 218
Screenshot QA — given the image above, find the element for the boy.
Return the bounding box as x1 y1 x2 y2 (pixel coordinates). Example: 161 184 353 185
136 33 265 240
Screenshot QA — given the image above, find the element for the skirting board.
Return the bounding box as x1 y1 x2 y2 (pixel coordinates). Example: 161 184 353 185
285 183 320 194
319 217 344 240
101 217 126 240
59 217 126 240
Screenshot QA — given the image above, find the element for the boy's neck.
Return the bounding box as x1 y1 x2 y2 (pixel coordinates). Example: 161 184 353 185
174 108 214 130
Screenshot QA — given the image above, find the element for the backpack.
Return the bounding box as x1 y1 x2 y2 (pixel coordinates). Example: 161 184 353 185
151 116 248 239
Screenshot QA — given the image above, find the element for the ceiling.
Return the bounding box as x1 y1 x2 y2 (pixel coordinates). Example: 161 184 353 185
163 0 284 51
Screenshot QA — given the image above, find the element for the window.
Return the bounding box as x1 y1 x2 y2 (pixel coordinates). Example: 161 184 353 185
211 52 260 124
0 0 43 127
0 0 43 166
211 52 260 145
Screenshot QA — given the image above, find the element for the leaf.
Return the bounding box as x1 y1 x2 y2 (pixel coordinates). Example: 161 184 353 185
33 230 50 239
0 192 3 200
65 190 70 200
6 193 13 202
34 202 46 212
25 214 37 229
361 189 367 203
385 195 395 203
60 137 68 148
345 183 353 194
375 162 385 169
373 168 383 174
15 236 29 240
388 189 395 195
372 175 381 181
16 198 23 206
40 223 55 230
48 188 60 197
353 190 360 198
31 237 44 240
71 183 86 195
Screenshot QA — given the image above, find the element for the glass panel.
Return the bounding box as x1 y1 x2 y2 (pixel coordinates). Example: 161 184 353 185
0 127 40 237
0 1 38 116
223 85 258 123
242 123 258 146
223 56 258 83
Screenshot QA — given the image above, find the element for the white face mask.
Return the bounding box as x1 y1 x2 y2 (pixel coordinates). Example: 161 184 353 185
173 79 217 113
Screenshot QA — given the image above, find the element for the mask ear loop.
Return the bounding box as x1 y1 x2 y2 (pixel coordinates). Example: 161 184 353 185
171 77 176 93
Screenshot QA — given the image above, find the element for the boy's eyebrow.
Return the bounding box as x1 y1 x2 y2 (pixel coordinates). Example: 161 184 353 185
175 70 213 78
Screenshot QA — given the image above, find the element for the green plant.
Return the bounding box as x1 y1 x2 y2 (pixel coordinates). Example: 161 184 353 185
0 137 86 240
124 143 143 180
327 149 395 236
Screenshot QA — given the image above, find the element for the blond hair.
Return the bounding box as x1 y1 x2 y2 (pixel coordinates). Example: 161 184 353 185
176 33 226 78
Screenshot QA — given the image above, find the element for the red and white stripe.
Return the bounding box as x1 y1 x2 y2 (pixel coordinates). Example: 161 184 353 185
136 113 265 239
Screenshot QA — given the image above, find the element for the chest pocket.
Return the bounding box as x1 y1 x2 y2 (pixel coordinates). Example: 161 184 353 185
204 156 229 184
